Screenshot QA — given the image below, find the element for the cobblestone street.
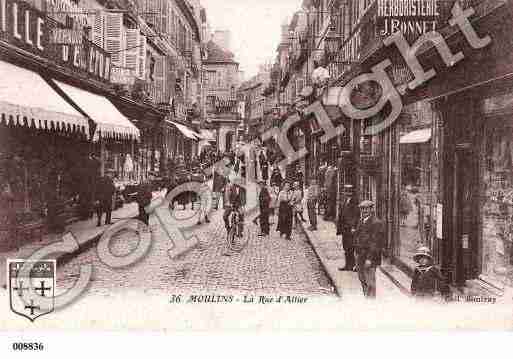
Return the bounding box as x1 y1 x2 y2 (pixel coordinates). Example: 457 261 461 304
57 205 336 297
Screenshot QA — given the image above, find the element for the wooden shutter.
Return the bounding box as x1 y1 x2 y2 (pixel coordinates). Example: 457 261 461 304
161 0 168 36
91 11 104 48
104 12 123 67
145 0 157 29
167 58 176 99
125 29 139 72
154 56 165 104
169 9 174 44
137 34 147 80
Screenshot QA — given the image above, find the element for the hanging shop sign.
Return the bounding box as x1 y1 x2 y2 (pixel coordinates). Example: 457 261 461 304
377 0 442 38
44 0 90 29
0 0 49 56
111 66 136 85
0 0 109 82
49 40 112 83
49 28 83 45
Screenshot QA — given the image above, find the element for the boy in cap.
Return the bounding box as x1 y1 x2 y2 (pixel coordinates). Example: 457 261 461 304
411 246 450 300
355 200 385 298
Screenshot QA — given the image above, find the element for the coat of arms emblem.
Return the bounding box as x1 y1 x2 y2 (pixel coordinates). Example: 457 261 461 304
8 260 56 322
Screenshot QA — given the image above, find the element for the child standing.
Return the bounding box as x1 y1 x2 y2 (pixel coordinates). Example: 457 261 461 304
411 246 450 300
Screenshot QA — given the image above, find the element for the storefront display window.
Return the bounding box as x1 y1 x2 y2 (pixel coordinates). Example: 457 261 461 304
397 102 434 267
482 122 513 286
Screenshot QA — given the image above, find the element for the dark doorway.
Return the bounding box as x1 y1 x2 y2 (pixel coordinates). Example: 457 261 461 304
453 146 480 284
226 132 233 153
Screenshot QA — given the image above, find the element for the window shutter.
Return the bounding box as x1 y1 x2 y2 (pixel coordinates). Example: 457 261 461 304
125 29 139 72
154 56 165 104
137 34 147 80
161 0 168 35
91 11 104 49
169 9 174 44
167 58 176 99
145 0 157 29
104 12 123 67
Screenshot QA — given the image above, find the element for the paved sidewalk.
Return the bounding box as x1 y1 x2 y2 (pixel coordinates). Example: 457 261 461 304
300 215 406 300
0 190 166 288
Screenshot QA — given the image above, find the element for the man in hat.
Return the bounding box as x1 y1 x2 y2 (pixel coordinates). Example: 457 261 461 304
336 184 360 271
95 170 116 226
137 174 154 226
355 200 385 298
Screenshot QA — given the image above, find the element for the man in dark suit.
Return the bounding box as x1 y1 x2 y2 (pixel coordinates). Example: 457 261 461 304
259 150 269 184
95 171 116 227
355 200 385 298
258 180 271 236
336 185 360 271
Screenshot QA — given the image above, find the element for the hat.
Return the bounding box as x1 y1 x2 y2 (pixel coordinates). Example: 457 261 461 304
257 179 266 185
358 200 374 208
344 184 354 192
413 246 433 263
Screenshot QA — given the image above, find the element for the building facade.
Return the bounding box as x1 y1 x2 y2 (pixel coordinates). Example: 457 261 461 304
202 37 240 153
265 0 513 294
0 0 206 249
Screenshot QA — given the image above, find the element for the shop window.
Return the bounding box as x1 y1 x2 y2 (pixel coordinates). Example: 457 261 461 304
482 124 513 286
360 174 372 201
397 103 434 268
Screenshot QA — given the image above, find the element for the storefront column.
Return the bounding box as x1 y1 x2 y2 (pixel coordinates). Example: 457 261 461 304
100 138 106 177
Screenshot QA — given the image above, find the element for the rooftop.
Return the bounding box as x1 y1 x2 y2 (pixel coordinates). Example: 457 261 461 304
204 40 238 64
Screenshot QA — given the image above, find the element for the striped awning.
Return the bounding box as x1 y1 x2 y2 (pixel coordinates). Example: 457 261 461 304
0 61 88 134
400 129 432 144
168 121 200 141
197 129 215 141
52 80 140 141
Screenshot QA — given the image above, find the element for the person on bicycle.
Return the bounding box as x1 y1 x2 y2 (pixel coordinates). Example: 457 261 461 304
222 177 244 234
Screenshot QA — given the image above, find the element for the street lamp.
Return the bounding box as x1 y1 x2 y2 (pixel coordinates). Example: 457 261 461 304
325 26 341 59
272 106 280 117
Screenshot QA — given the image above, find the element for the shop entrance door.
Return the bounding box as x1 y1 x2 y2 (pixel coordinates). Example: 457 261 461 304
454 147 479 284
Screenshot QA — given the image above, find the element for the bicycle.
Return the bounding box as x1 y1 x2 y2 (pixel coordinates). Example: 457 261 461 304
224 206 247 254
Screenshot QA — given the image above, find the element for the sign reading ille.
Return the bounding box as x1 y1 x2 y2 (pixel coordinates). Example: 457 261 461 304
0 0 48 55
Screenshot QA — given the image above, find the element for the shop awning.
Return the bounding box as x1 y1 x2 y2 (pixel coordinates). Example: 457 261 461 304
168 121 199 141
52 80 140 141
400 129 432 144
0 61 88 134
197 129 215 141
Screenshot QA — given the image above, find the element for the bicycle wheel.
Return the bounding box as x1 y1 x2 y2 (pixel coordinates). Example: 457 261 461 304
227 226 237 251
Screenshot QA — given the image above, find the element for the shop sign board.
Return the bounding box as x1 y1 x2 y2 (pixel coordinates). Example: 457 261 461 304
0 0 111 83
49 28 83 45
111 66 136 85
0 0 49 56
49 39 111 83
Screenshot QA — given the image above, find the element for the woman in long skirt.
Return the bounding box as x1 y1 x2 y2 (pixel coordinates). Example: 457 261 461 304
276 182 293 240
